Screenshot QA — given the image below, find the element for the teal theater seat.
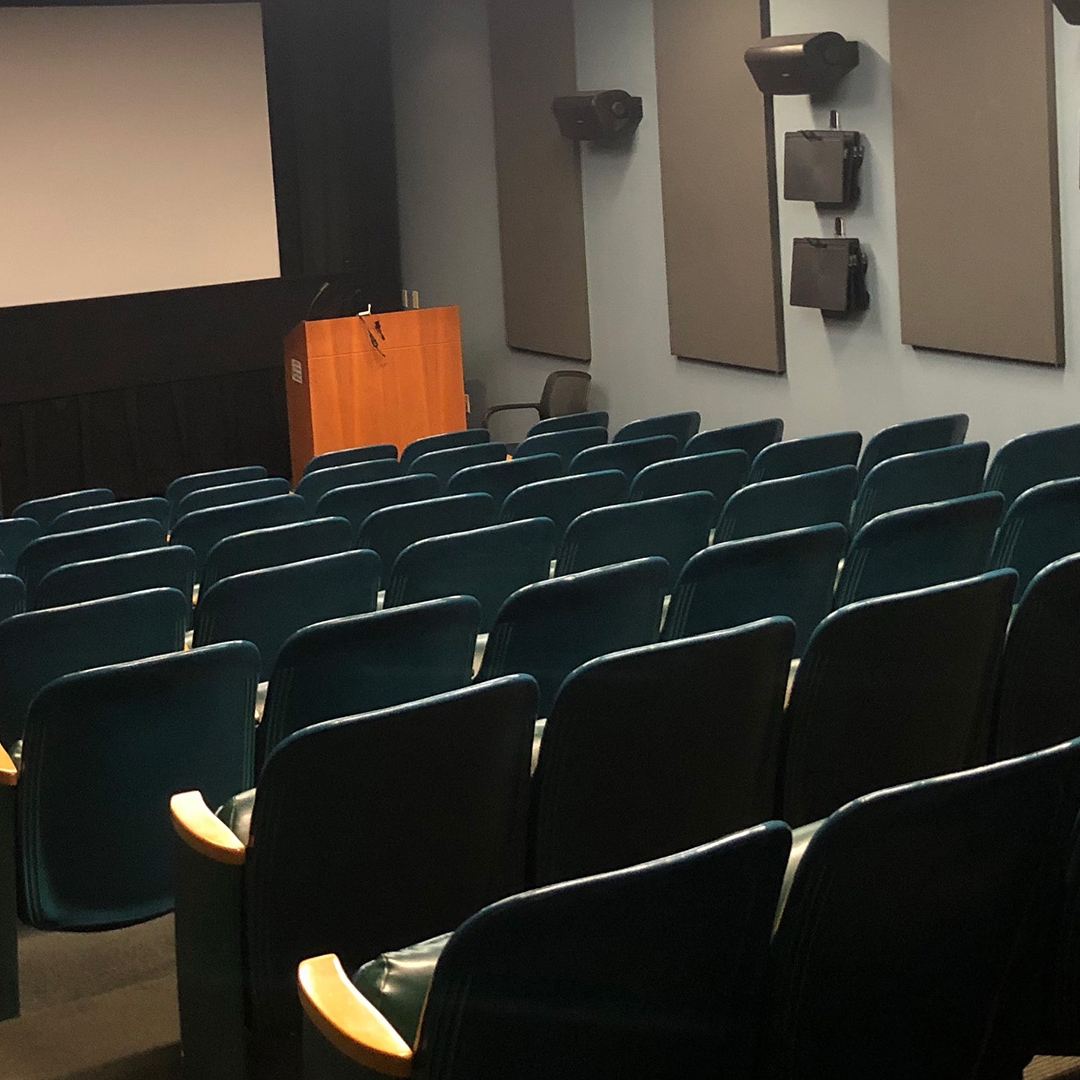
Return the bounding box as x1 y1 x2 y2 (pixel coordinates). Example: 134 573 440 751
613 411 701 449
684 417 784 460
715 466 857 542
781 569 1016 827
629 449 749 513
984 423 1080 510
511 427 607 469
13 488 115 530
498 470 628 538
856 412 970 484
295 459 403 514
301 444 398 477
315 474 442 540
256 596 481 772
849 441 989 534
477 557 668 715
525 409 609 437
568 434 678 480
36 546 196 612
386 518 557 632
51 496 171 533
175 478 291 522
166 466 267 527
446 453 563 505
399 429 490 471
200 517 354 595
664 523 846 657
749 430 862 483
407 443 508 491
193 550 381 680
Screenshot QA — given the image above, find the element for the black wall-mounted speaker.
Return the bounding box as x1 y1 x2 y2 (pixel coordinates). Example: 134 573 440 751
552 90 644 141
1055 0 1080 23
745 32 860 96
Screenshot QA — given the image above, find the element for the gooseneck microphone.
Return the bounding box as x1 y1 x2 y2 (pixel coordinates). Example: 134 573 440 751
304 281 330 321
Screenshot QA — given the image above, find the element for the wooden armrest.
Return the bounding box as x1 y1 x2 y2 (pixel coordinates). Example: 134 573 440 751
0 743 15 787
773 817 825 934
299 954 414 1077
171 791 246 865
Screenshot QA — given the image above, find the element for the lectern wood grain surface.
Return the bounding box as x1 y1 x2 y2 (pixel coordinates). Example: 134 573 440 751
284 306 466 484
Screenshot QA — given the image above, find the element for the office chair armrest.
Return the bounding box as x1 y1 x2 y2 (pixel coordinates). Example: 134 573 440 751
773 817 825 933
299 954 415 1077
171 791 246 865
0 744 15 788
483 403 542 428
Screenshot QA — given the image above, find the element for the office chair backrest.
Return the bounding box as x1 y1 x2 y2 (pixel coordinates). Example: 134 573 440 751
174 478 291 523
664 523 846 657
684 417 784 460
301 443 397 478
535 370 591 419
166 466 267 526
989 476 1080 599
499 470 628 538
781 569 1017 827
13 488 115 531
0 586 189 751
555 491 715 583
36 545 196 612
512 427 607 469
407 443 508 491
477 557 669 716
568 435 679 480
447 454 563 506
0 575 25 626
613 411 701 450
0 518 41 571
769 741 1080 1080
993 553 1080 760
257 596 482 772
357 493 495 586
19 519 167 607
849 441 990 535
399 429 491 471
409 822 791 1080
857 412 970 484
715 466 858 543
246 675 538 1034
750 430 862 484
18 641 260 930
200 517 354 595
170 494 307 580
193 550 381 680
294 459 403 514
834 491 1004 609
985 423 1080 510
629 449 749 512
526 410 609 437
386 518 557 633
532 620 795 887
51 497 171 533
316 474 442 540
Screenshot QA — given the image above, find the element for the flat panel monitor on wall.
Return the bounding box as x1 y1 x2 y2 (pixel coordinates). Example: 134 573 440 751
0 3 280 310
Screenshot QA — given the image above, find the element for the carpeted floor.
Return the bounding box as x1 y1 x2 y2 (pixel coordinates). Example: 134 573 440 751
3 913 1080 1080
0 918 180 1080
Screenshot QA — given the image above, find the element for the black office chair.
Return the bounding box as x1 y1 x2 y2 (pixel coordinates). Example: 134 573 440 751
483 371 591 434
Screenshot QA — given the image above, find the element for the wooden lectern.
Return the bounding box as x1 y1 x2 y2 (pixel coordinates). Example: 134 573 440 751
284 306 467 484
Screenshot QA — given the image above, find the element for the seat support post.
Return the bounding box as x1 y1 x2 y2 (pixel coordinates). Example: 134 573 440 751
174 837 248 1080
0 780 18 1021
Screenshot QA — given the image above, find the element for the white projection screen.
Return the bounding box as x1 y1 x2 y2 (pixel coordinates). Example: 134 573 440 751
0 2 280 309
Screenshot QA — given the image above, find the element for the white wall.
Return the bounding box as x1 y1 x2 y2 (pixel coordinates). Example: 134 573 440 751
391 0 1080 450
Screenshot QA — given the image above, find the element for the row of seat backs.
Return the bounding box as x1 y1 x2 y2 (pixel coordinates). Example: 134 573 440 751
211 569 1057 1040
333 736 1080 1080
0 414 1065 591
11 556 1073 1034
3 410 1074 537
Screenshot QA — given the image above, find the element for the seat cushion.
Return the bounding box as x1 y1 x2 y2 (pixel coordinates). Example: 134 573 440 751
351 933 451 1045
217 787 256 846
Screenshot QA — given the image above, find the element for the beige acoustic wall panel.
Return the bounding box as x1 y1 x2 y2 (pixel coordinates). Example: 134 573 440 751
653 0 785 373
890 0 1064 366
488 0 591 361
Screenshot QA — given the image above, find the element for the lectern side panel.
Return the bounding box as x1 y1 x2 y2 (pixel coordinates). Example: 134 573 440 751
284 351 314 486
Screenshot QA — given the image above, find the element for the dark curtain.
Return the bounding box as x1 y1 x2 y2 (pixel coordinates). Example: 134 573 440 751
0 368 291 512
